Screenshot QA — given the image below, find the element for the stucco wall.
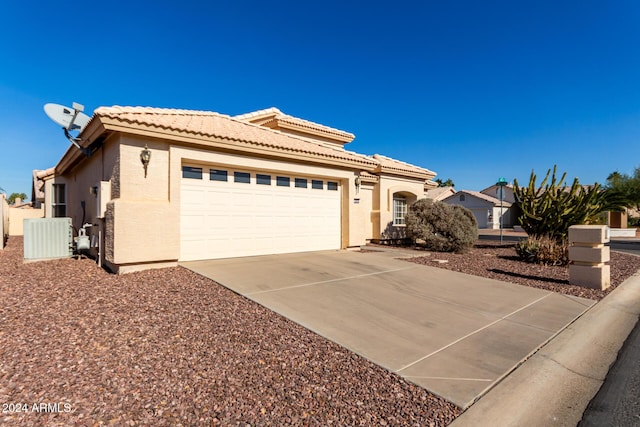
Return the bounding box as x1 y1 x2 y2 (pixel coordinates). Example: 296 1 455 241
374 175 425 240
9 206 44 235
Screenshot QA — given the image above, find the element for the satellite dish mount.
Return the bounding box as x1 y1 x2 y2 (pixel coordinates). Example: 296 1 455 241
44 102 93 157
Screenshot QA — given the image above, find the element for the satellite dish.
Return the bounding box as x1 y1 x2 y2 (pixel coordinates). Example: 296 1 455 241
44 102 90 132
43 102 93 156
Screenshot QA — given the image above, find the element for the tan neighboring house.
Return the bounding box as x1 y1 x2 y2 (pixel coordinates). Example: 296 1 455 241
8 197 44 236
35 106 437 273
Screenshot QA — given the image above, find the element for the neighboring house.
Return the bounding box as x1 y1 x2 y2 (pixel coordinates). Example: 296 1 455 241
35 106 437 273
8 198 44 236
443 190 514 229
425 186 456 201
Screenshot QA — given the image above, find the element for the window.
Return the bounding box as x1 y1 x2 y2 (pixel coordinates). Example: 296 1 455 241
295 178 308 188
312 180 323 189
182 166 203 179
210 169 228 181
393 196 407 226
256 174 271 185
234 172 251 183
276 176 290 187
460 194 465 201
52 183 66 218
327 181 338 191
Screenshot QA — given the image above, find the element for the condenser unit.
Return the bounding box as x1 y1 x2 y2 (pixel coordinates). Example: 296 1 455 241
23 218 73 260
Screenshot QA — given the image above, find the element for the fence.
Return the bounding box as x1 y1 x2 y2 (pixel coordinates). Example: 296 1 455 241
0 194 8 249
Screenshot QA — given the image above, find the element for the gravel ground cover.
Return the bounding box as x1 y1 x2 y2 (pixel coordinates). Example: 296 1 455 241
405 241 640 301
0 237 460 426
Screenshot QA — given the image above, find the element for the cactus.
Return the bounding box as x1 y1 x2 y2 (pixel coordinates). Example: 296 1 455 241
513 166 625 241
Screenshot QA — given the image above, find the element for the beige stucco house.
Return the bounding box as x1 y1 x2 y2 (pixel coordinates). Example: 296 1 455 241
36 106 437 272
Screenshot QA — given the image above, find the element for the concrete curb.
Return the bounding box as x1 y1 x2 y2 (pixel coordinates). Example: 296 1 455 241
450 270 640 427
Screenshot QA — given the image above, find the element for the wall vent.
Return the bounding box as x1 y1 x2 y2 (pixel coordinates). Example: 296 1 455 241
23 218 73 260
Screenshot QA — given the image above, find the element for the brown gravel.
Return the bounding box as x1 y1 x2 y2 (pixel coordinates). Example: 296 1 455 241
405 241 640 301
0 237 460 426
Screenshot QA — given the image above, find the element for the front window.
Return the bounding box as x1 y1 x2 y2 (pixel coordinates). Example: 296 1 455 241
393 196 407 226
52 183 66 217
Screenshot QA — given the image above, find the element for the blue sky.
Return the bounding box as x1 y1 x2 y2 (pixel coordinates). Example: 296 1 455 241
1 1 639 197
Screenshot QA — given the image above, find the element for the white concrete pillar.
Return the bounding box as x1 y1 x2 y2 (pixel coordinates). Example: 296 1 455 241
568 225 610 290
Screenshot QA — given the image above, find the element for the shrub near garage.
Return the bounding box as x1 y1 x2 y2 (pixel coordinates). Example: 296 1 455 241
405 199 478 253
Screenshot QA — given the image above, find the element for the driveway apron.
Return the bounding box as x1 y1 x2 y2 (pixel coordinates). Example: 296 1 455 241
181 249 595 409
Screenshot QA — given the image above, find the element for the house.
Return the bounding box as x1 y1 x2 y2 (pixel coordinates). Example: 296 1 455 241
442 185 515 229
36 106 437 272
7 197 44 236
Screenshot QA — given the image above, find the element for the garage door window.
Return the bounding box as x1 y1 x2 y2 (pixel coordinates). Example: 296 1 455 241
277 176 290 187
257 174 271 185
234 172 251 183
210 169 228 181
393 196 407 226
312 180 323 189
182 166 203 179
327 181 338 191
295 178 308 188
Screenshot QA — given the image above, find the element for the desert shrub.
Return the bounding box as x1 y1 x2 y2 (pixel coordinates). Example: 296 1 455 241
514 235 569 266
513 165 627 241
405 199 478 253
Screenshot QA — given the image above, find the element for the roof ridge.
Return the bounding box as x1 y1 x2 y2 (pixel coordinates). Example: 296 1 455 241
95 106 227 117
371 153 436 175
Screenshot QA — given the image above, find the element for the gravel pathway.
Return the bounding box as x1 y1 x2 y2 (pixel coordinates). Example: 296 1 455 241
1 237 460 426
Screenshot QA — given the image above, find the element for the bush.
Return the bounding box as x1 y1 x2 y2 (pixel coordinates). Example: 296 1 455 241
405 199 478 253
514 235 569 266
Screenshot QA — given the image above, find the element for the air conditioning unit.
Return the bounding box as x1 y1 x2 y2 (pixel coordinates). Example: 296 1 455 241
23 218 73 260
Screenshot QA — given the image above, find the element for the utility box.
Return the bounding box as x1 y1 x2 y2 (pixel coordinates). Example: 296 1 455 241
568 225 610 290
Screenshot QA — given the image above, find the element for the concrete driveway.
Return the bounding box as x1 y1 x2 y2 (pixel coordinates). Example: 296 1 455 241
181 248 595 408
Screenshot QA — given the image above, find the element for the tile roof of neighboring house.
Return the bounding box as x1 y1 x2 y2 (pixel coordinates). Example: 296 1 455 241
425 186 456 200
370 154 436 180
89 106 376 168
445 190 512 207
234 107 355 143
32 167 55 202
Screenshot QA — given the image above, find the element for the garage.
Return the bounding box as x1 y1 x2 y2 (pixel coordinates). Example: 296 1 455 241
180 164 341 261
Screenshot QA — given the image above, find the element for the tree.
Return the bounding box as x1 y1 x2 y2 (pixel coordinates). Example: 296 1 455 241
434 178 455 188
606 167 640 210
7 192 28 205
513 166 626 241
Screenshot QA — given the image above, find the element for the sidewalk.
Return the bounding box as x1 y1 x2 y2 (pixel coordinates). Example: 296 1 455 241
450 251 640 426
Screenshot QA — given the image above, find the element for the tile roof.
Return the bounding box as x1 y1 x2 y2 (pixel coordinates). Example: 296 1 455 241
91 106 375 168
234 107 355 143
370 154 436 179
444 190 512 207
425 186 456 200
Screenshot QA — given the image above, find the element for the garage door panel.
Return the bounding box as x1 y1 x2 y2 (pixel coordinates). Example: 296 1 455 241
181 168 341 261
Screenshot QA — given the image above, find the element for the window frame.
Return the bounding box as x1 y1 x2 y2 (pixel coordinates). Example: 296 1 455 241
234 171 251 184
393 195 407 226
276 176 290 187
182 166 203 179
210 169 228 182
51 183 67 218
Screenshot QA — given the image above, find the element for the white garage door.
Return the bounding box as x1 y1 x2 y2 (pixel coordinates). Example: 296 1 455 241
470 209 488 228
180 165 341 261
